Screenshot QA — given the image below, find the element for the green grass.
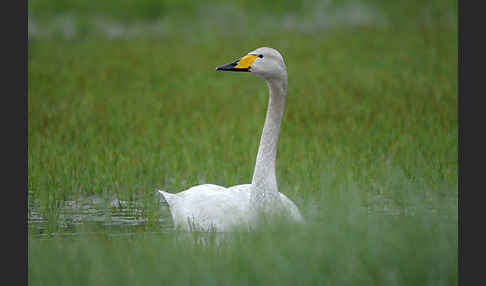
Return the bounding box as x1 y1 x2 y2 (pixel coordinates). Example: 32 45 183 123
28 28 457 200
28 1 457 284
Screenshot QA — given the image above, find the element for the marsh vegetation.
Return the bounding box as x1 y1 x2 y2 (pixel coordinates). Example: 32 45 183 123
28 0 457 285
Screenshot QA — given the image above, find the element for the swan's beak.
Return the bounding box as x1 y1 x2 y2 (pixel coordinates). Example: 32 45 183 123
216 54 259 72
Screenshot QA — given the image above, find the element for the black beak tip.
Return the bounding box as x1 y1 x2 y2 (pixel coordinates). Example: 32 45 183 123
216 64 231 71
215 61 249 72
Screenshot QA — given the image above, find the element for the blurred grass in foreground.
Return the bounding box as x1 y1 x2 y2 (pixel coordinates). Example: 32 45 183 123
29 187 456 286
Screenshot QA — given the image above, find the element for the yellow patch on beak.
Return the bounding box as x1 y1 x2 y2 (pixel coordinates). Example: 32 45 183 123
234 54 259 69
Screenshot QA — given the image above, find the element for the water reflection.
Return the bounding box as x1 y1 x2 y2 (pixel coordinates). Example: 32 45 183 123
28 195 173 238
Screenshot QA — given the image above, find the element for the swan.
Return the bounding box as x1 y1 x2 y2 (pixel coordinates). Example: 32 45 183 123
158 47 302 231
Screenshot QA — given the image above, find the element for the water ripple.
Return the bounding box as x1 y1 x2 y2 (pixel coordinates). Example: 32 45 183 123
28 195 172 238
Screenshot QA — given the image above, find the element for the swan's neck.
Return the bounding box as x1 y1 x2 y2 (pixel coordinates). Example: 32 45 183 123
251 77 287 201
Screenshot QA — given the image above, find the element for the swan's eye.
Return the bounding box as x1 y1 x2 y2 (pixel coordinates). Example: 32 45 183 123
258 54 263 58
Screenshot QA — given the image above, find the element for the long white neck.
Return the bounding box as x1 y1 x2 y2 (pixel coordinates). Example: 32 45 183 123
251 76 287 202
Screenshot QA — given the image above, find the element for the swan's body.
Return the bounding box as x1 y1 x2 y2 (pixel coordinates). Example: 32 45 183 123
159 47 302 231
159 184 301 231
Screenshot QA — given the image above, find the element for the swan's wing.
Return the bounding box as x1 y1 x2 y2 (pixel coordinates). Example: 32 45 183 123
159 184 226 205
158 184 251 231
227 184 252 192
228 185 303 222
279 192 304 222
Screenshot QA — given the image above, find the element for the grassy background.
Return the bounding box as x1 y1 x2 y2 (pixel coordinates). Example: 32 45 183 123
28 0 457 285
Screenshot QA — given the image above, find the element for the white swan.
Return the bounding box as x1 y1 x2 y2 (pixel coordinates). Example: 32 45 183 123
159 47 302 231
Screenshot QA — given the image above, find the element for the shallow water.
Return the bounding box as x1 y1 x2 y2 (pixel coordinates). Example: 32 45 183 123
28 194 173 238
28 190 456 240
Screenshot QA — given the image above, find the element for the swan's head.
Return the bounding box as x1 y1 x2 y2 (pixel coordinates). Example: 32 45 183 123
216 47 287 80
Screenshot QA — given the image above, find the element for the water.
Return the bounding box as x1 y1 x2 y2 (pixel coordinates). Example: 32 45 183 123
28 190 455 240
28 194 173 238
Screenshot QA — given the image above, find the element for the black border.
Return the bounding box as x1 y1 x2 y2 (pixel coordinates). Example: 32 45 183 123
24 0 28 285
8 0 28 285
